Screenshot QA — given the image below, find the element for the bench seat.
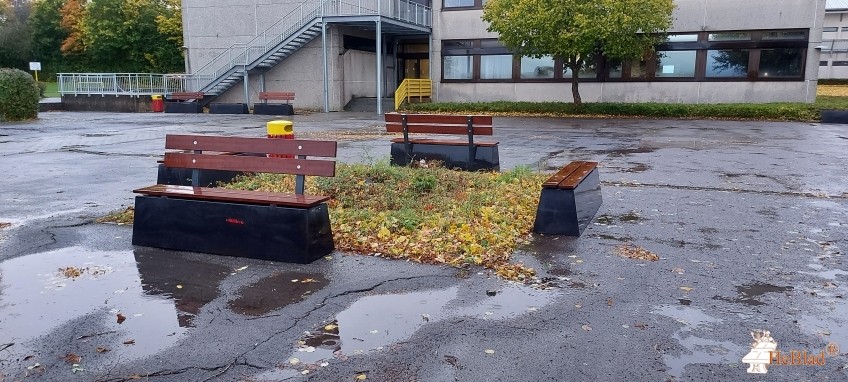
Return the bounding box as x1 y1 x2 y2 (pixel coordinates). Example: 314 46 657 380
134 185 330 208
390 137 499 147
533 161 602 236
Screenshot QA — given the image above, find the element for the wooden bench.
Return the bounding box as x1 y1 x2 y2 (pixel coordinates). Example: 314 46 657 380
384 113 500 171
254 91 295 116
165 92 205 113
132 134 337 263
533 161 603 236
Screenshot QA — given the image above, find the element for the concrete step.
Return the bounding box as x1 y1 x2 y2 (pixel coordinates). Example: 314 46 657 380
343 97 395 113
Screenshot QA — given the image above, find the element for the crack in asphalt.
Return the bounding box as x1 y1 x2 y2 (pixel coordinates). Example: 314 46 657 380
61 148 160 158
603 181 847 199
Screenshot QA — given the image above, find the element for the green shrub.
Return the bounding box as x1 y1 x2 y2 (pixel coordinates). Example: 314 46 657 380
0 68 40 122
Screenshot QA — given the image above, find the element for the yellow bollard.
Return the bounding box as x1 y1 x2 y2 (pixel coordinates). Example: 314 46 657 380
267 120 294 158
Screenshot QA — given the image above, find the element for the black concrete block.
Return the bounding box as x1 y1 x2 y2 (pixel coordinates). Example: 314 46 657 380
209 103 249 114
165 101 202 113
533 168 602 236
156 164 243 187
821 110 848 124
389 142 500 171
254 103 294 116
132 196 334 263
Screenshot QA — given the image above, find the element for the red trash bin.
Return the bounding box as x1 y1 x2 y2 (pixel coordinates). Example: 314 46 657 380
151 95 164 112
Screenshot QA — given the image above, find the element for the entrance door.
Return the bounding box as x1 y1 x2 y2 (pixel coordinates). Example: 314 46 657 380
403 58 430 80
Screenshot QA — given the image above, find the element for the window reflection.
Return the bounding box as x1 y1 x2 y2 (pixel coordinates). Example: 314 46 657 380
480 55 513 79
656 51 696 77
443 56 473 79
706 49 749 77
521 56 555 79
759 49 803 77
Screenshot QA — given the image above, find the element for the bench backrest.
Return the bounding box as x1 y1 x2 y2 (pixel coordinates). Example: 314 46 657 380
164 134 336 194
543 161 598 190
385 113 493 136
168 92 205 101
259 92 295 102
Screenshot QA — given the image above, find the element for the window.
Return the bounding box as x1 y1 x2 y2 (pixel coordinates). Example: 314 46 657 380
763 31 807 40
521 56 555 79
443 0 484 9
656 51 697 77
666 34 698 42
443 56 473 79
706 49 749 78
759 48 803 78
823 27 839 33
821 61 829 66
709 32 751 41
480 55 513 79
833 61 848 66
563 61 598 79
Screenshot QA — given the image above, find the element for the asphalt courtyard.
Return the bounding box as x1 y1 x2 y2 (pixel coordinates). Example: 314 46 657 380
0 111 846 382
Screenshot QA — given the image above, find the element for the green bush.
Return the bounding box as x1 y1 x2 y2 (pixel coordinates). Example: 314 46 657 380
0 68 40 122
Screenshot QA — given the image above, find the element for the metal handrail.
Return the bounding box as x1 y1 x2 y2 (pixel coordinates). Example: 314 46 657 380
59 0 431 96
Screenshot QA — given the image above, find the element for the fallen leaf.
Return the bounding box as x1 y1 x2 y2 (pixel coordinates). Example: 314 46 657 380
484 349 495 354
122 339 135 345
355 373 367 380
23 355 34 361
27 363 41 370
301 370 310 375
324 256 333 260
289 358 300 365
574 304 582 308
95 347 109 353
234 266 248 271
421 314 430 322
607 299 614 307
672 268 685 274
116 313 126 324
176 284 183 289
129 374 143 380
71 364 85 373
680 286 694 292
369 330 379 334
324 324 338 331
320 362 329 367
301 278 318 283
62 353 81 364
634 322 649 330
615 245 659 261
0 222 10 229
582 324 592 331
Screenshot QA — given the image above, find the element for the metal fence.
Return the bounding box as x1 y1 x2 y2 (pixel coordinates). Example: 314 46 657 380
58 73 183 96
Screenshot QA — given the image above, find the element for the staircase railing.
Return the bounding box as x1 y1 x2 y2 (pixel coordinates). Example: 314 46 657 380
394 78 431 110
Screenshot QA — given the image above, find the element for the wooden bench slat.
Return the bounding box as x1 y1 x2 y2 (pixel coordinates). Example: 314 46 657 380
168 92 204 100
166 135 337 157
134 185 330 207
259 92 295 101
558 162 598 190
542 161 586 188
386 122 493 136
164 153 336 177
389 138 499 147
385 113 493 126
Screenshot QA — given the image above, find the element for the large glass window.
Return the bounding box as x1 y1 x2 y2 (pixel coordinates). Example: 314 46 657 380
563 61 598 79
708 32 751 41
667 34 698 42
480 55 513 79
444 0 474 7
759 48 804 78
656 51 697 77
706 49 749 78
443 56 473 79
763 31 806 40
521 56 555 79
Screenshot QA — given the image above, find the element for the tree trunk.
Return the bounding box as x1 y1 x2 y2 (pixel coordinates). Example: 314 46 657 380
569 59 582 107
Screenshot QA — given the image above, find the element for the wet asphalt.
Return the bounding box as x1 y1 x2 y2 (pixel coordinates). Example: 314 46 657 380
0 111 847 382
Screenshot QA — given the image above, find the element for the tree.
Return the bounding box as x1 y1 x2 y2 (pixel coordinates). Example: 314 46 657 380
483 0 674 106
30 0 76 76
0 0 33 70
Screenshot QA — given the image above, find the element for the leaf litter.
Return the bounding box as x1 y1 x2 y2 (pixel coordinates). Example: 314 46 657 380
615 244 659 261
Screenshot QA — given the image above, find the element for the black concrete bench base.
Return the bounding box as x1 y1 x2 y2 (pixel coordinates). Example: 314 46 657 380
164 102 202 113
389 142 500 171
821 110 848 124
533 168 602 236
254 103 294 116
209 103 249 114
156 164 242 187
132 196 334 263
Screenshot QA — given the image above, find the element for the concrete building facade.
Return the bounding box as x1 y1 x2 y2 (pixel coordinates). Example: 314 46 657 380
181 0 825 110
819 0 848 78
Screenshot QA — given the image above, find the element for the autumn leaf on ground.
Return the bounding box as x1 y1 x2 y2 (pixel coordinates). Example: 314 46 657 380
615 245 659 261
484 349 495 354
95 347 109 353
62 353 81 364
671 267 685 274
122 339 135 345
634 322 649 330
679 286 694 292
60 267 84 278
581 324 592 331
0 222 10 229
129 374 143 380
355 373 367 380
116 313 126 324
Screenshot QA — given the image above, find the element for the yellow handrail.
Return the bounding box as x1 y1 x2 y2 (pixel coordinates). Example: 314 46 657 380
394 78 432 110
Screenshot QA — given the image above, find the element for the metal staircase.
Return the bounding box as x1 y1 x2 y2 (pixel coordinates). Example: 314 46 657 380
166 0 431 101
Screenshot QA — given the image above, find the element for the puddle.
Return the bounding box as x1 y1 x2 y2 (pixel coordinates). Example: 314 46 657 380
605 147 657 157
591 234 632 242
712 282 793 306
624 163 650 173
595 212 643 225
262 283 557 376
618 211 643 222
229 272 328 316
0 247 223 363
134 250 231 326
653 305 742 378
678 298 692 306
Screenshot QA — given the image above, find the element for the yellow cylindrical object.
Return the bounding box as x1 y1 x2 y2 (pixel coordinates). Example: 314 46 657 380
267 120 294 136
151 95 162 100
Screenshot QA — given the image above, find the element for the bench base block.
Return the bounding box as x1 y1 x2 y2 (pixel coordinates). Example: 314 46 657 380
821 110 848 124
389 142 500 171
164 102 202 113
132 195 334 263
209 103 249 114
253 103 294 116
533 168 602 236
156 164 243 187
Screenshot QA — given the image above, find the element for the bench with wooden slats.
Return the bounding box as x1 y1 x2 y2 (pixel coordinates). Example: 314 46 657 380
167 92 205 101
384 113 500 171
533 161 602 237
259 92 295 103
132 134 337 263
254 92 296 116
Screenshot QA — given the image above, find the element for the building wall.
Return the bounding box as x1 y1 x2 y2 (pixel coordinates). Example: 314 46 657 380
819 11 848 79
432 0 825 103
